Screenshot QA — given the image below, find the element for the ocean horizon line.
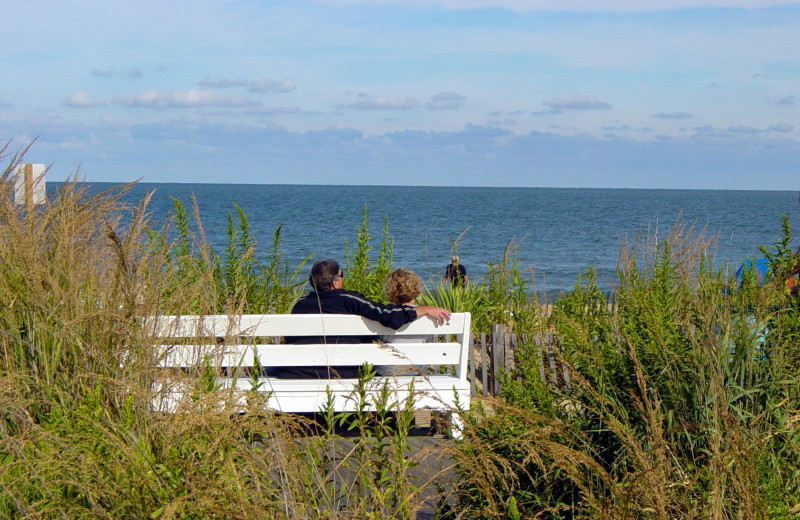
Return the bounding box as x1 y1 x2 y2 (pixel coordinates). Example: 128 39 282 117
56 180 798 195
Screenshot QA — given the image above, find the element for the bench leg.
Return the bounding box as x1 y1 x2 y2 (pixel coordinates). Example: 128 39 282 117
449 411 464 440
413 409 431 428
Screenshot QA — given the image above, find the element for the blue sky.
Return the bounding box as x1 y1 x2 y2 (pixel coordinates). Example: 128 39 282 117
1 0 799 189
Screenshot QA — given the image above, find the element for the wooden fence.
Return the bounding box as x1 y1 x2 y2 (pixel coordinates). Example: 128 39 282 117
468 325 568 397
467 291 617 396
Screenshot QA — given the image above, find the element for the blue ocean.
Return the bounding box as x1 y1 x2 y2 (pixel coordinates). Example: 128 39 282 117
65 183 799 299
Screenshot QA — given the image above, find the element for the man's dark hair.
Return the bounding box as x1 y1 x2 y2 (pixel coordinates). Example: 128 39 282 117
309 258 341 292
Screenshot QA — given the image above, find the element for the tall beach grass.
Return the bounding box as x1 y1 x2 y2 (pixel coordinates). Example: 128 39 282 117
0 149 452 518
446 219 800 519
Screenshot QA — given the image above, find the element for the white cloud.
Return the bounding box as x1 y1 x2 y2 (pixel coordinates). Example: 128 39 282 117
690 123 795 136
488 117 519 126
248 79 296 93
425 91 466 110
63 92 107 108
531 108 563 115
250 106 304 116
349 96 418 110
543 95 611 110
200 77 297 93
726 125 763 134
769 122 794 132
777 95 795 105
114 90 261 108
653 111 693 119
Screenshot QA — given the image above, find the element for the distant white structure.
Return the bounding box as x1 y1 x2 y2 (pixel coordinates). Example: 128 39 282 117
12 164 47 209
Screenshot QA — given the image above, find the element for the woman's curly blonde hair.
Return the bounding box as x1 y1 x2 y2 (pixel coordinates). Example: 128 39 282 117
384 268 423 305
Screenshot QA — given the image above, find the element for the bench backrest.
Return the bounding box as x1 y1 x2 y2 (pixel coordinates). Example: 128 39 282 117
145 312 471 381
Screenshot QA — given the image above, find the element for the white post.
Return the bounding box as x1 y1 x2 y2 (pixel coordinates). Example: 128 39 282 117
12 164 47 210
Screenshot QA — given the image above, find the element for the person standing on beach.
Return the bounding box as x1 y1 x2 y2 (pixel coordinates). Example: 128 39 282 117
444 255 468 287
279 258 450 378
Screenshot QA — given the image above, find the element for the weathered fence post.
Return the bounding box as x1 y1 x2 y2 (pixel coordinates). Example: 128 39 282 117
533 333 546 383
468 327 571 394
469 332 476 396
480 332 488 396
491 324 507 395
506 332 517 376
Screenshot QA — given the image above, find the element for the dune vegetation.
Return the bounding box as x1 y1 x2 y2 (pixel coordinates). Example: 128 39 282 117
1 145 799 519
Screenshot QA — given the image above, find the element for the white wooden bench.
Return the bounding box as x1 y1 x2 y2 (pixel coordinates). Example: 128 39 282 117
144 312 471 437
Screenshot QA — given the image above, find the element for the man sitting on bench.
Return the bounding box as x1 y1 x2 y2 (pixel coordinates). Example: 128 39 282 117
277 258 451 378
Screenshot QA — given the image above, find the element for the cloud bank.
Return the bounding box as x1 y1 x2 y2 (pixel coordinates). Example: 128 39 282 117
63 93 107 108
425 92 466 110
199 77 297 93
113 90 261 109
9 116 797 190
543 95 611 110
347 95 419 110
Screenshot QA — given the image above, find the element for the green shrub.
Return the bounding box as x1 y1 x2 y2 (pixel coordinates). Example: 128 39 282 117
343 205 393 303
448 219 800 519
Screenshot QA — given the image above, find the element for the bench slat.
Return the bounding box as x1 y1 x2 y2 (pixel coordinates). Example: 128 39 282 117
145 313 469 338
156 342 463 368
155 376 470 413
